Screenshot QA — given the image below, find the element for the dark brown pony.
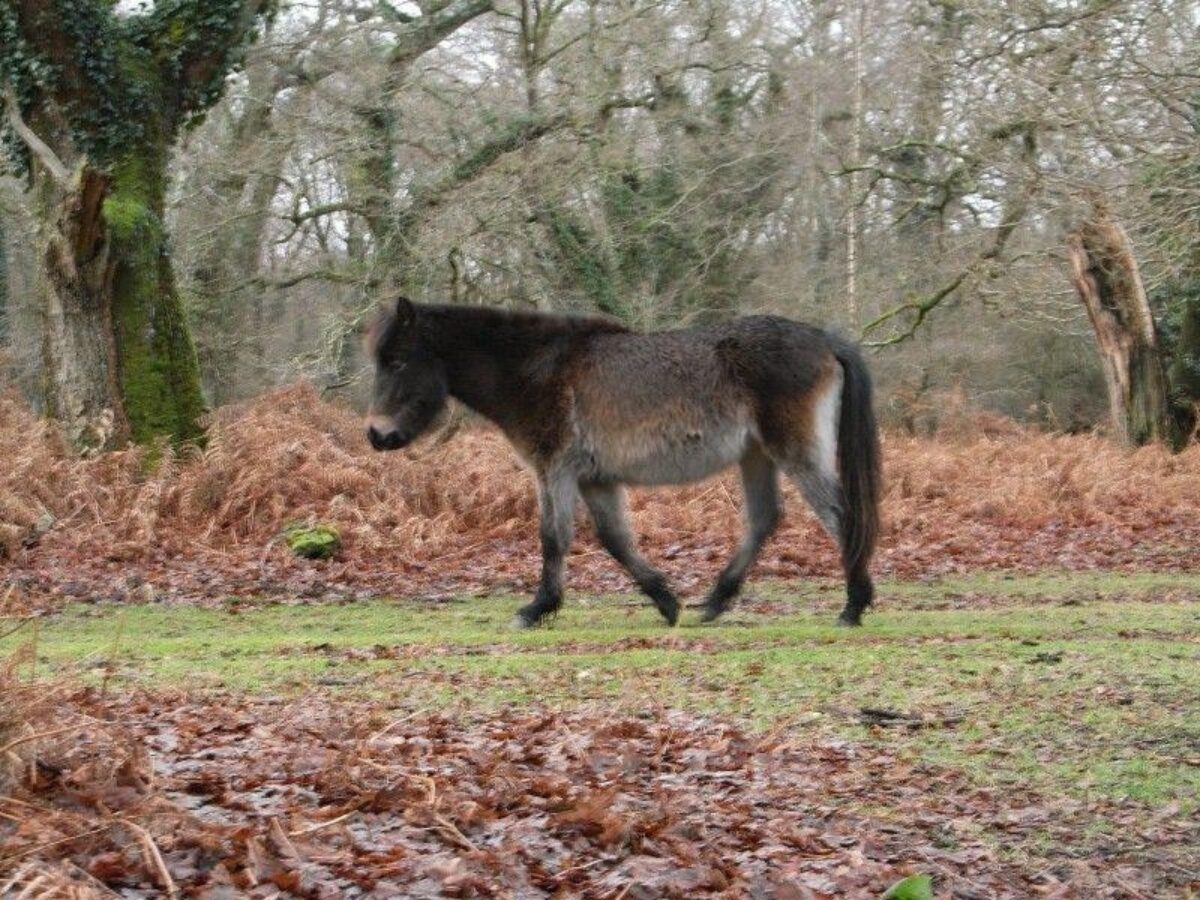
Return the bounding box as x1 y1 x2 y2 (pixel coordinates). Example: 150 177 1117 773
366 298 881 628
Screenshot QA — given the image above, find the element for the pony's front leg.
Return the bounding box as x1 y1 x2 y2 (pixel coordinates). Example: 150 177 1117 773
515 471 577 628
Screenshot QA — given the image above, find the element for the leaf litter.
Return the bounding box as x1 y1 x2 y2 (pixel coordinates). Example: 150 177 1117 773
2 680 1197 898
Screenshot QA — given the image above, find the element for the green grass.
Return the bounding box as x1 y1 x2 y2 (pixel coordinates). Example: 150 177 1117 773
6 571 1200 813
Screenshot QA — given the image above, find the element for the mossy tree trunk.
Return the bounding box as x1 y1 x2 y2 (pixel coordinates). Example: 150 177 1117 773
2 0 273 448
107 148 208 444
36 148 207 447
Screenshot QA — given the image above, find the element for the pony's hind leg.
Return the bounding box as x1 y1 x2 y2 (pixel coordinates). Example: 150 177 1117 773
581 483 679 625
515 471 577 628
701 443 781 622
788 461 873 625
780 366 874 627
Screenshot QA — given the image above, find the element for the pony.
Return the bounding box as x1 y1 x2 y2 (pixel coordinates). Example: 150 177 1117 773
365 298 881 628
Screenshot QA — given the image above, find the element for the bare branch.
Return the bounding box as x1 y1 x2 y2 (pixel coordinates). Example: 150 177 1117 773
389 0 493 68
861 269 973 348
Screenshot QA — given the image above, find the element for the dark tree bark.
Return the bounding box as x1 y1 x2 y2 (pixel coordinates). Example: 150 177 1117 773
0 212 7 344
1167 296 1200 442
1067 207 1179 448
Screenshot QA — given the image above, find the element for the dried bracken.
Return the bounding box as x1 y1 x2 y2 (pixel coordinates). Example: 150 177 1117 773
0 641 166 899
2 383 1199 609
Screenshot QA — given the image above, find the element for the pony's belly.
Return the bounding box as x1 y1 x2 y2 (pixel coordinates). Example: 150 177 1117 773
584 423 752 485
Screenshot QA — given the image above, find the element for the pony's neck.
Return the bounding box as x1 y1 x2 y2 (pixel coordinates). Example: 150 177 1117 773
420 304 627 436
421 306 538 430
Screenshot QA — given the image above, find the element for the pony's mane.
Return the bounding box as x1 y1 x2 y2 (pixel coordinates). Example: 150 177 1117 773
366 301 631 364
420 303 631 339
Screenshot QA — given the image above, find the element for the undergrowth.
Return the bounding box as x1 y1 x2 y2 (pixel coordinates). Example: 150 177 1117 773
2 384 1198 608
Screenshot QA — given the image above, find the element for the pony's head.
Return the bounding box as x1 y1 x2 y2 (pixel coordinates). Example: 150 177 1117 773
364 297 449 451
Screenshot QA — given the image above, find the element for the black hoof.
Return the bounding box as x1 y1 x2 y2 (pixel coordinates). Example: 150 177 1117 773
699 603 726 624
653 594 679 626
514 602 556 629
835 612 863 627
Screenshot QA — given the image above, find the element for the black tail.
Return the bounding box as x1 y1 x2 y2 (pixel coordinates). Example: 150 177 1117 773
830 335 881 617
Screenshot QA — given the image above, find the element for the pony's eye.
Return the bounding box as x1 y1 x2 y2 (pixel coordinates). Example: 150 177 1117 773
390 360 407 373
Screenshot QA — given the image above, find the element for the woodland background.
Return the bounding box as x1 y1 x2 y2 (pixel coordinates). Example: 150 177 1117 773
1 0 1198 446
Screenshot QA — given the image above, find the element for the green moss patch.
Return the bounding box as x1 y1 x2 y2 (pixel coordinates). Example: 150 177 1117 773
283 523 341 559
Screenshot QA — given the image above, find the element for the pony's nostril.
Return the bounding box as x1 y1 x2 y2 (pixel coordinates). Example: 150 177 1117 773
368 424 403 451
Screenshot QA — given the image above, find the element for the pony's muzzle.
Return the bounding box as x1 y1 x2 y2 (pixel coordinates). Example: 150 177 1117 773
366 416 405 451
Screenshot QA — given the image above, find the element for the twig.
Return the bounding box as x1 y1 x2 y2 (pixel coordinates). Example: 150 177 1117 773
402 772 478 853
123 821 178 899
432 812 478 852
553 857 610 881
1109 874 1154 900
0 824 113 864
365 710 427 744
269 817 302 861
0 618 33 641
0 863 58 897
64 859 124 897
0 795 66 812
861 269 972 348
0 725 87 757
289 809 357 837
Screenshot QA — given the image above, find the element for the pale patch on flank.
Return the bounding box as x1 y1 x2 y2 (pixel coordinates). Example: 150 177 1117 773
810 364 843 480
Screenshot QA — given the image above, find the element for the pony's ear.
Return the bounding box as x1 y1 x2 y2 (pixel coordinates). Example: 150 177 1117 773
395 296 416 330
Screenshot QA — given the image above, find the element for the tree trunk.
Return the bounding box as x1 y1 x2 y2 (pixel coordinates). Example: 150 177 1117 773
5 0 274 449
1067 211 1177 447
40 152 206 449
0 213 8 344
40 167 125 449
108 150 207 445
1167 295 1200 441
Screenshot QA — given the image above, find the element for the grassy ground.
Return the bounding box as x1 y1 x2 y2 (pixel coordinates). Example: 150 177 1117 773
9 571 1200 819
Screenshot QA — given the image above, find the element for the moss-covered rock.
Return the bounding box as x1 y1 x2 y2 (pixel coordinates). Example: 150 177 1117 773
283 523 341 560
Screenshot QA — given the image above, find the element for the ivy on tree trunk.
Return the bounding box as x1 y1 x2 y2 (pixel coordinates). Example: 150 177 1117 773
0 0 274 448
